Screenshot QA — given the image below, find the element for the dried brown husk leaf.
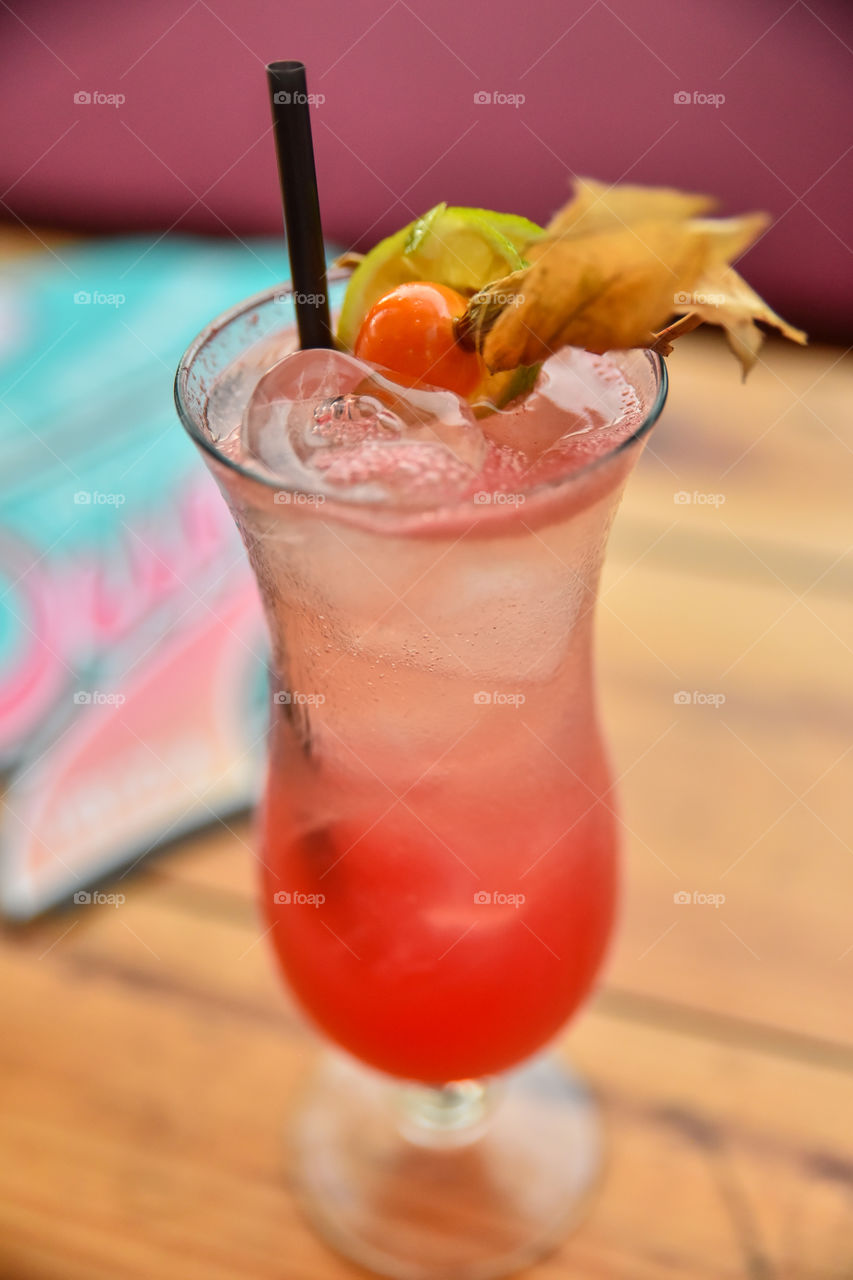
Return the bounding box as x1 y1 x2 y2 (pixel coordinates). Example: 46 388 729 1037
461 178 806 378
545 176 716 238
674 265 807 375
480 214 767 371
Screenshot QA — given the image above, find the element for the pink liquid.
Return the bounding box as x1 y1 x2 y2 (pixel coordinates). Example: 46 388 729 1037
208 340 654 1082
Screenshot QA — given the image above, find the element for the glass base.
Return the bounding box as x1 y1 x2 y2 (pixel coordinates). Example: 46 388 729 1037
290 1053 601 1280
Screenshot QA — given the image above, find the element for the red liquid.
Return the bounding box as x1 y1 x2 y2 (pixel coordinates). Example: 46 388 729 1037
260 715 618 1083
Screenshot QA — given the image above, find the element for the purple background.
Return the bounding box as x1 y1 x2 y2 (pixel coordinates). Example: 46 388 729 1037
1 0 851 338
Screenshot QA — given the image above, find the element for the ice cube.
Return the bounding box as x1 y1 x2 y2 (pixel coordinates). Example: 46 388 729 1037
479 347 631 462
241 349 488 505
241 349 367 475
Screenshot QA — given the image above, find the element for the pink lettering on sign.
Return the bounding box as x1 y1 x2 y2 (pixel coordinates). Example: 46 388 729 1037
0 477 246 758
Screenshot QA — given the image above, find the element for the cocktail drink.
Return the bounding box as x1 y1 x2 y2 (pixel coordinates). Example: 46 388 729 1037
176 73 804 1272
176 275 666 1277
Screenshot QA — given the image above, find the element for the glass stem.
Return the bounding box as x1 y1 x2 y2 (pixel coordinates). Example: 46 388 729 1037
393 1078 500 1149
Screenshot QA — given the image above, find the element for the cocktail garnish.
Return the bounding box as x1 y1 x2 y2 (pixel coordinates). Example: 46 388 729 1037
456 178 807 378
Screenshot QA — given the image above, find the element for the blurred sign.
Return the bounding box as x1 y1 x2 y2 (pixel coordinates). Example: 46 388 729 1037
0 235 285 917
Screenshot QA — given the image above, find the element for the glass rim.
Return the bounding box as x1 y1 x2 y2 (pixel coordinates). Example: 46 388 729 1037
173 275 669 508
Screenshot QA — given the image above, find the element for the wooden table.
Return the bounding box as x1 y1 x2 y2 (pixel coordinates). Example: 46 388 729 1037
1 308 851 1278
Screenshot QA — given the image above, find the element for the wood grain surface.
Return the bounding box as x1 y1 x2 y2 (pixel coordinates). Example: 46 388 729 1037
1 276 851 1280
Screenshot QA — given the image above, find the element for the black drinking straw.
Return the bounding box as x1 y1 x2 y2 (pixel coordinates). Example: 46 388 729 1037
266 60 334 350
